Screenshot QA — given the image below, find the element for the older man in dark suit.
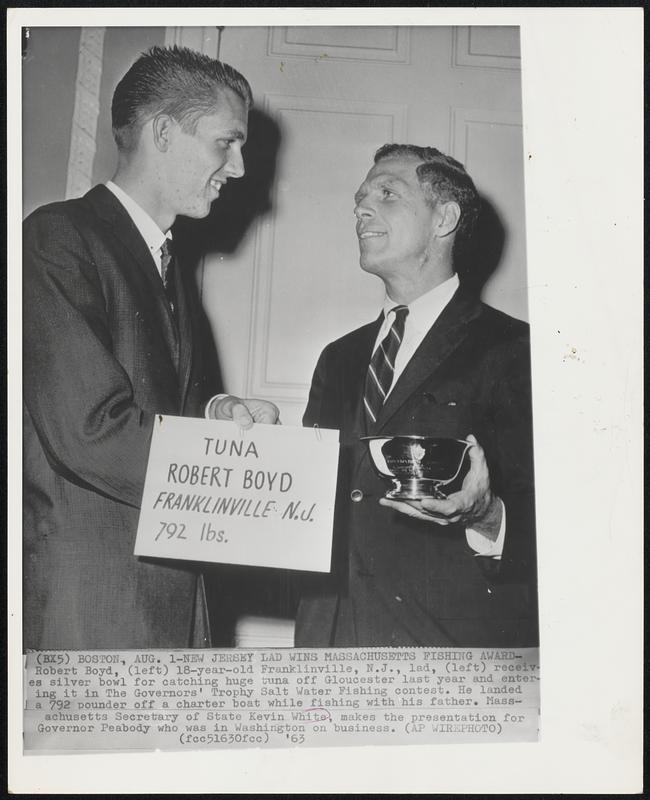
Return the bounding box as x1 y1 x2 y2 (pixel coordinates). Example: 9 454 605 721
23 46 277 650
295 144 537 648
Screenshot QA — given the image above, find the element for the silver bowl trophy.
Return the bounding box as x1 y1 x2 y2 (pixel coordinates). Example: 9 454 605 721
362 435 472 500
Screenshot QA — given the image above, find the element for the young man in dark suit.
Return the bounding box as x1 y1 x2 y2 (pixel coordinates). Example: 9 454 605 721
23 46 277 650
296 144 537 648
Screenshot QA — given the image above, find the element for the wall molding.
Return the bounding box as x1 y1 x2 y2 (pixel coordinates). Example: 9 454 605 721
450 107 522 166
268 26 410 64
245 93 407 403
164 27 222 59
452 26 521 71
65 28 106 200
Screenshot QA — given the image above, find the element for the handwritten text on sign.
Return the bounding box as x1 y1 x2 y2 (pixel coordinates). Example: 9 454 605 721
134 417 339 572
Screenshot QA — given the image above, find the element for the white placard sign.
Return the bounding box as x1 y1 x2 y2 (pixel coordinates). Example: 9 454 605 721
134 416 340 572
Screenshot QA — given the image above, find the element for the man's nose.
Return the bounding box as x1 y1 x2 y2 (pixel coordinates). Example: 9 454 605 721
354 201 373 219
225 145 245 179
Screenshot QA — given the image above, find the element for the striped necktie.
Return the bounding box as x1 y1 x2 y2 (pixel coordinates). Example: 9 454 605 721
363 305 409 426
160 238 176 315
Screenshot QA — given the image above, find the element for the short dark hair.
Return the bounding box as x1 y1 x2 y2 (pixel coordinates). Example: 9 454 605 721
111 45 253 152
374 143 480 247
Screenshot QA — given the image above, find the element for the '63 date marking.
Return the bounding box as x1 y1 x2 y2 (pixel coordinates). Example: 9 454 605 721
156 521 227 543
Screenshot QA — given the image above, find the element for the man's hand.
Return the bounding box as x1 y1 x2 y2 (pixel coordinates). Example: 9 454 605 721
379 434 502 540
209 395 280 429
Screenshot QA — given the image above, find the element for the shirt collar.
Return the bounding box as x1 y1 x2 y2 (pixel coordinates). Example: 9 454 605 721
105 181 170 255
383 273 460 331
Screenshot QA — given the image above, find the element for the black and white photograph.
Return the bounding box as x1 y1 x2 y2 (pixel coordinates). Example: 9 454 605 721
21 23 536 653
8 7 643 795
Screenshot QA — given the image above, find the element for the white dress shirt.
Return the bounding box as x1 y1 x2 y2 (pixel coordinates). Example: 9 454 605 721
372 274 461 396
105 181 171 278
374 274 505 559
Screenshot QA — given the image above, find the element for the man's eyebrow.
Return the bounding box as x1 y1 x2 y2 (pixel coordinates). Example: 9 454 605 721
371 173 409 189
220 129 246 141
354 174 409 203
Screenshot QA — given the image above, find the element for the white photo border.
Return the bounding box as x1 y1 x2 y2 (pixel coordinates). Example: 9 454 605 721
7 6 643 794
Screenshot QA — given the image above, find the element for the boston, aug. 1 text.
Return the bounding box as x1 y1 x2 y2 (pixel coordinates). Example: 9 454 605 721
25 646 539 750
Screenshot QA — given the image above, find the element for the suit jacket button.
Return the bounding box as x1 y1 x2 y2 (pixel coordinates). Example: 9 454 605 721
350 489 363 503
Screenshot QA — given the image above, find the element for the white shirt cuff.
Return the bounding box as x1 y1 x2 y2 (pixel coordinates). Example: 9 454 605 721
205 393 228 419
465 498 506 560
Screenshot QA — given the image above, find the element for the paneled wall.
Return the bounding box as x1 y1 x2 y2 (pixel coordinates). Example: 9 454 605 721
211 26 526 425
22 26 526 427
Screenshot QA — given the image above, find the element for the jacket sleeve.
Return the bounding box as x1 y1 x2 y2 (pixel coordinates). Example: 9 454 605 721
480 330 537 582
302 345 330 429
23 208 155 508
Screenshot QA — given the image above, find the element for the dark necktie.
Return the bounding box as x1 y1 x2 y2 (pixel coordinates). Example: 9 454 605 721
160 238 176 316
363 304 409 426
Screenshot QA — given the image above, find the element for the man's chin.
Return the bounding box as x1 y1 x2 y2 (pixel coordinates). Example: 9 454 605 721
179 204 213 221
359 256 384 276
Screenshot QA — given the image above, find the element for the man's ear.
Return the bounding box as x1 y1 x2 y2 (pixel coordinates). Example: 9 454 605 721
435 201 461 239
152 114 174 153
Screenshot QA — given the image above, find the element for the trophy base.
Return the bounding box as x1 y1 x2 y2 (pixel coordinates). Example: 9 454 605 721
386 479 447 500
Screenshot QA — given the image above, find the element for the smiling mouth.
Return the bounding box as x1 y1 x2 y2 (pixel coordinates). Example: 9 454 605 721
358 231 386 239
209 177 225 194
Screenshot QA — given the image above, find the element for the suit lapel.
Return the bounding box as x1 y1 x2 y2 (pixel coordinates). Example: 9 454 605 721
343 317 381 474
374 288 482 433
344 316 381 434
85 185 180 371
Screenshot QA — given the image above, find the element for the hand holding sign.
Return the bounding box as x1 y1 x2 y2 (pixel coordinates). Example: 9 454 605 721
135 417 339 572
207 394 280 428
